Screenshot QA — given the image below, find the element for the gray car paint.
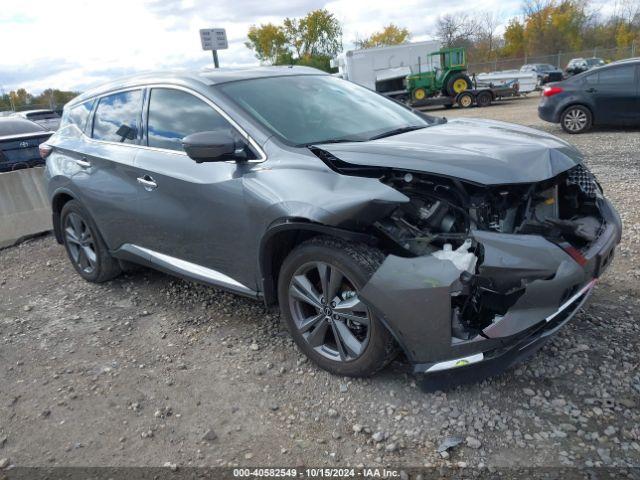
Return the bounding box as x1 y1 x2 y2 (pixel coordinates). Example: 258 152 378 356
318 118 584 185
45 67 621 372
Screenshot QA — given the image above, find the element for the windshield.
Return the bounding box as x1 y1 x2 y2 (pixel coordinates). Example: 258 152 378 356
586 58 604 66
217 75 431 146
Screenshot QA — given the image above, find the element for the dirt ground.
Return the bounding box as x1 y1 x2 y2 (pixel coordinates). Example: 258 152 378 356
1 95 639 470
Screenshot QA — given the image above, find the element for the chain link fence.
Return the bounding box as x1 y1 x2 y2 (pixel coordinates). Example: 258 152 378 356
468 45 637 74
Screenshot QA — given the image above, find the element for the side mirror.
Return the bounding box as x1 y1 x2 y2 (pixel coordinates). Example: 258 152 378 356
182 129 245 163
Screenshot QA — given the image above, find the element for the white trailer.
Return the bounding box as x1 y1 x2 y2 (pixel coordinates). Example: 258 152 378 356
331 40 441 95
475 70 539 94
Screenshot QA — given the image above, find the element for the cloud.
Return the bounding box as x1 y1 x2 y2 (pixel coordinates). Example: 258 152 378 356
0 0 613 94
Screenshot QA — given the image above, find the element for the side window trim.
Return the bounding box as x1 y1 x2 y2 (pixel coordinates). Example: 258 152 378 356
141 87 150 147
73 84 266 163
86 99 99 136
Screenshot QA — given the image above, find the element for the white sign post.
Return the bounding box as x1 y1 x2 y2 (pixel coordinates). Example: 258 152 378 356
200 28 228 68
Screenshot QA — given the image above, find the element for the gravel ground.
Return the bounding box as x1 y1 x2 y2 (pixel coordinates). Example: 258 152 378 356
1 96 639 470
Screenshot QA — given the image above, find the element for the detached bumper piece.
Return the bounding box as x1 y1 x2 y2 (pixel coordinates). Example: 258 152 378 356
417 279 595 392
358 198 620 390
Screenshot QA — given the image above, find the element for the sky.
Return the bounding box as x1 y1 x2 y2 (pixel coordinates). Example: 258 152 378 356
0 0 615 94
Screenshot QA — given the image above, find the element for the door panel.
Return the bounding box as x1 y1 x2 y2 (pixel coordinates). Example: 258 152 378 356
131 87 259 290
133 150 256 290
74 142 141 250
71 90 144 250
586 65 639 125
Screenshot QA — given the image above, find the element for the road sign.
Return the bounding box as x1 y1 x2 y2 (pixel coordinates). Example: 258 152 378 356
200 28 228 51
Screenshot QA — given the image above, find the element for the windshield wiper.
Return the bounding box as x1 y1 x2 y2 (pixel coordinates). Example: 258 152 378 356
368 125 427 140
304 138 363 147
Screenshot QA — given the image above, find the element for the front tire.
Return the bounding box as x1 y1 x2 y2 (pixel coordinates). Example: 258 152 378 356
277 236 397 377
60 200 121 283
457 92 474 108
412 87 427 102
561 105 592 133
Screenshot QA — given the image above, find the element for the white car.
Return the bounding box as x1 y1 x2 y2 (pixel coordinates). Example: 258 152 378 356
14 109 61 130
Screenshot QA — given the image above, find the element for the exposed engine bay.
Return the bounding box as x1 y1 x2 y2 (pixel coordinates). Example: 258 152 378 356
373 163 606 341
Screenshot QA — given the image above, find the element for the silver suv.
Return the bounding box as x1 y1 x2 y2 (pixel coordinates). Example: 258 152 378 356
43 67 620 385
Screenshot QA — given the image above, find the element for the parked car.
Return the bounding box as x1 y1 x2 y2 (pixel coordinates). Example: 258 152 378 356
565 57 606 76
539 58 640 133
520 63 563 85
14 109 61 130
0 117 53 172
43 67 620 384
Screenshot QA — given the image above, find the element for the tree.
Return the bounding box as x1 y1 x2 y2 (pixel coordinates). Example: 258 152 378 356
245 23 288 64
284 9 342 58
10 88 32 107
246 9 343 72
502 18 526 57
521 0 587 54
436 14 479 48
354 24 411 49
0 88 79 112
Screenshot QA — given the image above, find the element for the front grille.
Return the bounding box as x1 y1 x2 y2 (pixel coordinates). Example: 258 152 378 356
567 164 599 198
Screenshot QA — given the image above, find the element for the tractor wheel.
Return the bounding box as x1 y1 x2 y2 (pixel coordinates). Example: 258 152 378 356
412 88 428 102
457 92 474 108
445 73 472 97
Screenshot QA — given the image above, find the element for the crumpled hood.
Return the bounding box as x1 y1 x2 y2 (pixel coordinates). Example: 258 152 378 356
318 118 584 185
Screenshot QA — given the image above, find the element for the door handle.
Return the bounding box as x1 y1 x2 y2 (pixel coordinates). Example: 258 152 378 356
585 87 597 93
75 158 91 168
137 175 157 190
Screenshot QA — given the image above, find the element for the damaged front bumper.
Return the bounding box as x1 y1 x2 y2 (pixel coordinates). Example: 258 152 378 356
358 198 621 383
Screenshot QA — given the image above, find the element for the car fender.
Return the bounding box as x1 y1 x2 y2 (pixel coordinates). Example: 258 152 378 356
556 97 596 123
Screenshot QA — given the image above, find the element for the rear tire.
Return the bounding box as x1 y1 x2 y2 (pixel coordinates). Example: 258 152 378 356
60 200 121 283
277 236 397 377
476 91 492 107
560 105 592 133
445 73 472 96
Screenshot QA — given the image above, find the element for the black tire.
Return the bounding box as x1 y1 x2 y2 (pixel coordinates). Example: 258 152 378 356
476 91 492 107
560 105 592 134
445 72 472 96
277 236 397 377
457 92 474 108
60 200 121 283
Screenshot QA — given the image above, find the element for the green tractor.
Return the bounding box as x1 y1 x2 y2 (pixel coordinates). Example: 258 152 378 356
406 47 473 103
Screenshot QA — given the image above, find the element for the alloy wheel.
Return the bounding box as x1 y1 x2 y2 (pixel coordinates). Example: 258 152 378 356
64 212 97 274
288 261 371 362
563 108 588 132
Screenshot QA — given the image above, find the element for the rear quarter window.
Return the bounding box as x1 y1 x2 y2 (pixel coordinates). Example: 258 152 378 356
60 100 95 133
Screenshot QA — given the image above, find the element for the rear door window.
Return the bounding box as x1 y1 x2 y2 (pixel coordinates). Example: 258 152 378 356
590 66 636 88
92 90 143 144
146 88 230 152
